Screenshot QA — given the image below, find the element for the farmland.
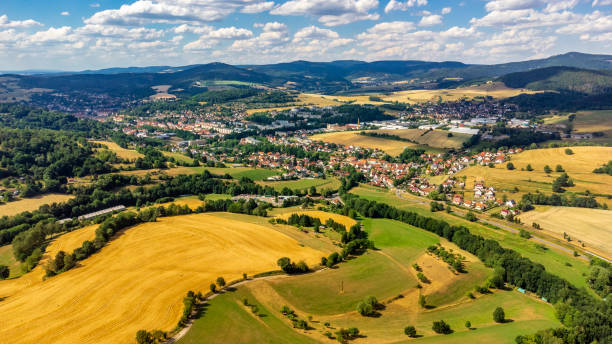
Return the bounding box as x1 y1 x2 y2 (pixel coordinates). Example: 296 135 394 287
543 110 612 144
518 206 612 256
0 193 74 217
369 128 473 149
310 131 417 155
258 177 341 193
457 146 612 207
276 210 357 229
0 212 328 344
178 216 560 343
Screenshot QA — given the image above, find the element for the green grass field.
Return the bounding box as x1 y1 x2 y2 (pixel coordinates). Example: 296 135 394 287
0 244 22 278
350 185 592 291
162 151 195 164
259 178 341 193
178 213 558 343
189 166 280 181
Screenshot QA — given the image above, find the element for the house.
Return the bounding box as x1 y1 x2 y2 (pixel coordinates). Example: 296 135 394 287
500 209 511 218
463 200 473 208
452 194 464 205
505 200 516 208
475 202 487 211
474 189 483 198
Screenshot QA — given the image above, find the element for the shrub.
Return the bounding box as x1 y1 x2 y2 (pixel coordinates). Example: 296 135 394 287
493 307 505 323
419 295 426 308
465 212 477 222
432 320 452 334
0 265 9 279
465 320 471 329
506 162 515 170
404 325 417 337
216 276 226 287
210 283 216 293
565 148 573 155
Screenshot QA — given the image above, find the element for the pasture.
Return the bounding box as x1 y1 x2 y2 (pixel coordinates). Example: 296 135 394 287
92 140 143 160
162 151 194 164
0 193 74 217
457 146 612 207
369 128 472 149
0 213 327 344
310 131 417 156
178 216 557 343
544 110 612 144
258 177 341 193
519 206 612 257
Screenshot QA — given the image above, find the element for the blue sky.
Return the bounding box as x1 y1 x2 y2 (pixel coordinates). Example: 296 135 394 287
1 0 611 70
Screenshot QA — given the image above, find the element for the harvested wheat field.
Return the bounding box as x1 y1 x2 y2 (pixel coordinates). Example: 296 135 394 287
0 213 327 344
277 210 357 229
370 128 472 148
92 140 143 160
310 131 415 155
519 206 612 256
0 193 74 217
458 146 612 200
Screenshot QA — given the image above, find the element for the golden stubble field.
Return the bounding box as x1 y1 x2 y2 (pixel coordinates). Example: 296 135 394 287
310 131 415 155
276 210 358 229
371 129 472 149
519 206 612 256
0 193 74 217
0 213 327 344
457 146 612 206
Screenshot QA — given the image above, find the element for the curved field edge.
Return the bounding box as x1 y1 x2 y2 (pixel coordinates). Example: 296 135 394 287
0 212 329 344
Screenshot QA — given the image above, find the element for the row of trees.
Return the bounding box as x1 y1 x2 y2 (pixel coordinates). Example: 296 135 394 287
521 192 600 209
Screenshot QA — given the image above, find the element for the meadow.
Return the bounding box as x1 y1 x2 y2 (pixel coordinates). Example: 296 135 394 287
0 212 328 344
178 214 558 343
518 206 612 257
350 184 592 290
118 166 279 181
370 129 472 149
92 140 143 160
543 110 612 144
276 210 358 230
0 193 74 217
310 131 417 156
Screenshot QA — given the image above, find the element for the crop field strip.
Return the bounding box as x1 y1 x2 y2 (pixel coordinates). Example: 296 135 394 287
0 213 328 344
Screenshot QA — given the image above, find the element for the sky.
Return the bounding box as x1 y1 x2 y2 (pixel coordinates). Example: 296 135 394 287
0 0 611 70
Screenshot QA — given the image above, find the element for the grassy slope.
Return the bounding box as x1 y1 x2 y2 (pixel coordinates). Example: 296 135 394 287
351 185 591 290
258 178 341 192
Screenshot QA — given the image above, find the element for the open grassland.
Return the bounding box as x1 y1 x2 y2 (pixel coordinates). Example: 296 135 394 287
277 210 357 229
0 193 74 217
369 129 472 149
519 206 612 256
350 184 592 290
179 216 555 344
119 166 279 181
543 110 612 144
310 131 417 156
258 177 341 192
162 151 194 164
92 140 143 160
380 82 540 104
457 146 612 207
0 245 22 278
0 213 327 344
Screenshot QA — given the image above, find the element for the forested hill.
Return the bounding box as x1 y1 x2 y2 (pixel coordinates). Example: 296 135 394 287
499 67 612 95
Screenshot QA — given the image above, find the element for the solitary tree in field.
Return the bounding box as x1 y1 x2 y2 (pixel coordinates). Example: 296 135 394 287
465 320 471 329
506 162 515 170
432 320 452 334
544 165 552 174
493 307 505 323
555 164 564 172
419 295 427 308
210 283 217 293
216 276 226 287
526 164 533 171
404 325 417 337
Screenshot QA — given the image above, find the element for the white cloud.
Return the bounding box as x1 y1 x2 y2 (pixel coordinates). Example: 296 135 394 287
441 7 452 14
384 0 427 13
85 0 273 26
241 1 275 13
471 9 581 27
61 11 70 16
90 3 101 8
593 0 612 5
0 15 42 28
271 0 380 26
556 10 612 40
419 14 443 26
184 26 253 50
28 27 77 43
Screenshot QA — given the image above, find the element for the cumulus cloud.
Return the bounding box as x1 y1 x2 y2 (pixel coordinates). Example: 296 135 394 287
61 11 70 16
593 0 612 5
419 14 443 26
0 15 41 28
556 11 612 40
85 0 273 26
442 7 452 14
241 1 275 13
271 0 380 26
384 0 427 13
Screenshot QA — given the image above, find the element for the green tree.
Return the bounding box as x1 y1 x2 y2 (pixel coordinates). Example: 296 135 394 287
544 165 552 174
216 276 226 287
526 164 533 171
465 320 471 329
432 320 452 334
210 283 217 293
506 162 515 170
465 212 477 222
493 307 505 323
419 295 426 308
565 148 574 155
136 330 153 344
0 265 9 279
555 164 564 172
404 325 417 337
